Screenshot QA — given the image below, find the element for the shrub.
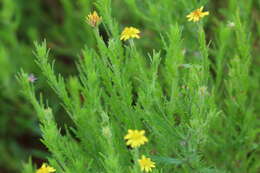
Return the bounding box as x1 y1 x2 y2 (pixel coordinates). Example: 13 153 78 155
18 0 260 172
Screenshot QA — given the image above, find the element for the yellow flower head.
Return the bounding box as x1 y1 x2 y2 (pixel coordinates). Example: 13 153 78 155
124 129 148 148
120 27 140 41
36 163 56 173
138 155 156 172
186 6 209 22
86 11 102 27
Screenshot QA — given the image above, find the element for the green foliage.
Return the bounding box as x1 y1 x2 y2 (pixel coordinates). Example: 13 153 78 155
1 0 260 172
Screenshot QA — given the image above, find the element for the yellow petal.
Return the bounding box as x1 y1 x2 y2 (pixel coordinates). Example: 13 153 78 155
203 11 209 16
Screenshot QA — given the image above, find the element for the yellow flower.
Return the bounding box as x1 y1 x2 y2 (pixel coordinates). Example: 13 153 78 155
86 11 102 27
36 163 56 173
124 129 148 148
138 155 156 172
186 6 209 22
120 27 140 41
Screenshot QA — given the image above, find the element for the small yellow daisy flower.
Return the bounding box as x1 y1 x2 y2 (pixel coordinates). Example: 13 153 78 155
138 155 156 172
86 11 102 27
186 6 209 22
124 129 148 148
120 27 141 41
36 163 56 173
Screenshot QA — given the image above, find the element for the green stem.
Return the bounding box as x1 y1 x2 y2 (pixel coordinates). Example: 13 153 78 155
132 148 141 173
129 39 136 50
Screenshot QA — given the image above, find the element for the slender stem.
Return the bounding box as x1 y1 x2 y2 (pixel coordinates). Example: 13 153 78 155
132 148 140 173
129 39 136 50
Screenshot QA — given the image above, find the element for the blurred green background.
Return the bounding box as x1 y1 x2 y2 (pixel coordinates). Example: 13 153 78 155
0 0 260 172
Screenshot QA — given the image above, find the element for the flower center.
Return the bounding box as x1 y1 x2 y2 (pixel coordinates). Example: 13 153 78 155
194 10 201 17
133 134 142 140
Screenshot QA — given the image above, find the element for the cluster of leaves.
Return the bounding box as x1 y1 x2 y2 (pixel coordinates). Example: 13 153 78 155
1 0 260 172
0 0 95 171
